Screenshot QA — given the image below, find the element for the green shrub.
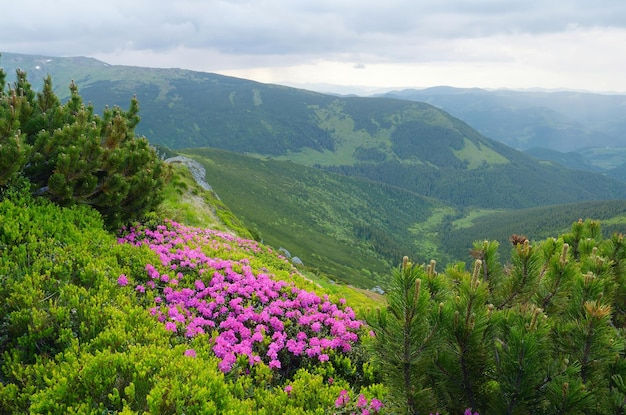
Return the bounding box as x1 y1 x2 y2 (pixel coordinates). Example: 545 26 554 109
0 62 169 228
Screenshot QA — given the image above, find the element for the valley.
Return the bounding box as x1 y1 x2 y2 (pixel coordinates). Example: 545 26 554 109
2 52 626 286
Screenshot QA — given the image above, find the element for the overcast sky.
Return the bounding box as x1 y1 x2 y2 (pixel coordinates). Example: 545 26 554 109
3 0 626 94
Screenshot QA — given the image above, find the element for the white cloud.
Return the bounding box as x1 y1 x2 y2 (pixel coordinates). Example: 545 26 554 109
2 0 626 92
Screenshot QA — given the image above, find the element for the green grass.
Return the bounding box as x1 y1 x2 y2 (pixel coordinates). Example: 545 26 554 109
452 208 506 229
181 147 443 288
453 138 509 169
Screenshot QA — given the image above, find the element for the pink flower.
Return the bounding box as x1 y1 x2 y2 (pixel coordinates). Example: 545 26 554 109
357 394 368 408
284 385 292 396
269 359 282 369
218 359 233 372
117 220 367 375
184 349 196 357
335 390 350 408
370 399 383 412
117 274 128 286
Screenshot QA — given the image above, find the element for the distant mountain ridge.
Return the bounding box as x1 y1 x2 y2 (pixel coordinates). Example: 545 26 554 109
3 51 626 286
3 52 626 209
378 86 626 175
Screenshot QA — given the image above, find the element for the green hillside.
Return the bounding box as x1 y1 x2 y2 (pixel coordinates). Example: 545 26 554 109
74 77 626 208
3 52 626 210
0 179 386 414
179 147 626 283
441 199 626 260
381 86 626 152
182 147 447 288
380 86 626 173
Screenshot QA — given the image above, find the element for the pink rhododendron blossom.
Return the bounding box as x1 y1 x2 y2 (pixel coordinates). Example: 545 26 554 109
269 359 281 369
117 220 365 374
357 394 368 408
370 399 383 412
117 274 128 286
335 390 350 407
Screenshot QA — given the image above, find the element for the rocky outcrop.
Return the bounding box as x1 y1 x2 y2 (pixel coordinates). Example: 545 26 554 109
165 155 217 197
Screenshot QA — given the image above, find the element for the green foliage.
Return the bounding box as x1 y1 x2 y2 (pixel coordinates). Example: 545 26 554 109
489 304 553 414
431 261 493 413
184 147 442 288
369 220 626 414
0 66 31 185
366 257 440 414
0 191 386 414
0 60 169 227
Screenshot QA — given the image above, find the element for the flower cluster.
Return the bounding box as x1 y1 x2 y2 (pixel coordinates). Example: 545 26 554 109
333 389 383 415
118 220 364 373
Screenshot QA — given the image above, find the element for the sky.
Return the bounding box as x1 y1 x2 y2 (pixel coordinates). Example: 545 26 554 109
3 0 626 94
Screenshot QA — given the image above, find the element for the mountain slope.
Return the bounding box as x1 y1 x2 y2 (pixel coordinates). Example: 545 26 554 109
380 86 626 152
4 52 626 210
181 147 449 287
439 199 626 260
179 147 626 285
3 52 626 210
